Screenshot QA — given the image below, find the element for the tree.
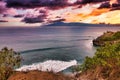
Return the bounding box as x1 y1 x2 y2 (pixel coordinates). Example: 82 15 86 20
0 47 21 80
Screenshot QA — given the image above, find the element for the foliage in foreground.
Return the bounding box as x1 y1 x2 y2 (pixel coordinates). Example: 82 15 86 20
74 42 120 72
0 47 21 80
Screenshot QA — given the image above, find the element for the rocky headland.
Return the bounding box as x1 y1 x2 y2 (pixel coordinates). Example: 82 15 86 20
93 31 120 46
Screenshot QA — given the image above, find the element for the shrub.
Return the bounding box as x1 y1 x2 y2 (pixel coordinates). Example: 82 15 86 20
76 42 120 72
99 31 120 41
0 47 21 80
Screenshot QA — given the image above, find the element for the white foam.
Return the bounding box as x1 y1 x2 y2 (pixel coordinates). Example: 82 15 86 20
16 60 77 73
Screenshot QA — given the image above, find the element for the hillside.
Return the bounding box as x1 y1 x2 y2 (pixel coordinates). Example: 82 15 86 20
8 71 75 80
76 31 120 80
45 22 106 27
93 31 120 46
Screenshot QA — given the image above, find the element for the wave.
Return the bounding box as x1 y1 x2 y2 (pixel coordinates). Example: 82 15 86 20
16 60 77 73
20 46 75 53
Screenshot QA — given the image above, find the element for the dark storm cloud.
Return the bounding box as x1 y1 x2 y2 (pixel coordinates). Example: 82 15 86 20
6 0 69 9
22 9 48 23
98 2 111 9
13 14 24 18
112 3 120 7
110 3 120 10
98 1 120 9
75 0 109 4
22 15 45 23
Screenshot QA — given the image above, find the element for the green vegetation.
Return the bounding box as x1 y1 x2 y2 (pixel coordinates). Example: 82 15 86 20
74 31 120 79
80 42 120 71
73 42 120 73
0 47 21 80
98 31 120 41
93 31 120 46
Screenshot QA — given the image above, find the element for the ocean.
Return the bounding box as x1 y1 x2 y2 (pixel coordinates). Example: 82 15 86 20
0 25 119 72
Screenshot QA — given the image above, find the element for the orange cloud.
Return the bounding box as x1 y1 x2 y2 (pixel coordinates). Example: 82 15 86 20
71 8 110 23
64 6 120 24
77 13 90 19
89 8 110 16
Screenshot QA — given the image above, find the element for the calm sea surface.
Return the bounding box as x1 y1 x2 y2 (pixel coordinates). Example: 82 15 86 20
0 25 119 65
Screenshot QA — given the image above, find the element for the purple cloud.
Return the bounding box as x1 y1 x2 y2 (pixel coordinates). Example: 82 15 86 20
0 20 8 22
22 16 45 23
0 1 7 14
0 1 17 16
75 0 109 4
13 14 24 18
22 9 48 23
98 0 120 9
6 0 69 9
112 3 120 7
98 2 111 9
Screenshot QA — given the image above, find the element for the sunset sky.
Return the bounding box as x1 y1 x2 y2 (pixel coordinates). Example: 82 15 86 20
0 0 120 27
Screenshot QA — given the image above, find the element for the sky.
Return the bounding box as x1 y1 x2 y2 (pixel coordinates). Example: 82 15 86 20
0 0 120 27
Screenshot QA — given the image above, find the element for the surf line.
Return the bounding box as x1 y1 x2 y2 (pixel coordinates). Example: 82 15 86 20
16 60 77 73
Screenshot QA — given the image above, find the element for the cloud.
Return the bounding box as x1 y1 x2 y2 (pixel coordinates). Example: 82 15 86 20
98 1 120 9
0 1 7 14
76 0 109 4
112 3 120 7
89 9 110 16
98 2 111 9
13 14 24 18
0 20 8 22
48 18 65 23
22 16 44 23
22 9 48 23
6 0 69 9
0 1 17 15
109 3 120 10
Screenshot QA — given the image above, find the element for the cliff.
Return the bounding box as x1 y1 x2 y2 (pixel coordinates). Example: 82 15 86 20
77 31 120 80
93 31 120 46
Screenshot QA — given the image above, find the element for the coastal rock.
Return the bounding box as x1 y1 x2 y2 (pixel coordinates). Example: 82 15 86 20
93 31 120 46
93 39 105 46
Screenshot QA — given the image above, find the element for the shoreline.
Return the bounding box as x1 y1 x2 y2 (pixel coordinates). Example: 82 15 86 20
16 60 77 73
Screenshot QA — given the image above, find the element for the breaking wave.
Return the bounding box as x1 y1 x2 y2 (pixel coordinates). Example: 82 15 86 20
16 60 77 73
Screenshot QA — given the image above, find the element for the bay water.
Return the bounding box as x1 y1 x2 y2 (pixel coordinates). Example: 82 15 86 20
0 25 119 70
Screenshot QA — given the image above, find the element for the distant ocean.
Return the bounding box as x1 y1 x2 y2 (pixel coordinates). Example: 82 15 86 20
0 25 119 72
